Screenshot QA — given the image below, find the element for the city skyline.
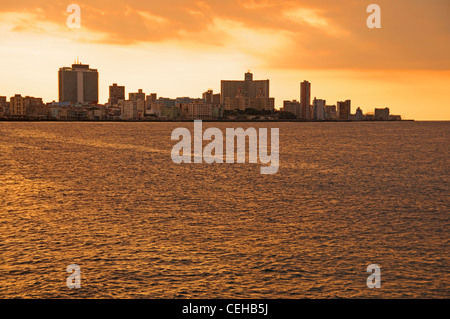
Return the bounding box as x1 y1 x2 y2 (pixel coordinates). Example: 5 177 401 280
0 1 449 120
0 65 403 121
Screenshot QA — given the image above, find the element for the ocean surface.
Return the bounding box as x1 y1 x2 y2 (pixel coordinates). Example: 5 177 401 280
0 121 448 298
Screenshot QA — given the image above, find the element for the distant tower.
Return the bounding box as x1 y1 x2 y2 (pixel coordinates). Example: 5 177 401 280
300 81 311 120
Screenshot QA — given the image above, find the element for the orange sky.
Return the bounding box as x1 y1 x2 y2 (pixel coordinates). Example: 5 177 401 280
0 0 449 120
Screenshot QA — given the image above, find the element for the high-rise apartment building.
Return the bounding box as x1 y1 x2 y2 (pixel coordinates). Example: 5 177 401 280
59 62 99 104
109 83 125 106
300 81 311 120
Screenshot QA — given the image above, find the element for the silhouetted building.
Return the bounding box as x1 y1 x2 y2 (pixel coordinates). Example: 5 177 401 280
58 62 99 104
325 105 337 120
337 100 351 120
0 96 7 116
354 107 364 120
300 81 311 120
109 83 125 106
375 107 390 120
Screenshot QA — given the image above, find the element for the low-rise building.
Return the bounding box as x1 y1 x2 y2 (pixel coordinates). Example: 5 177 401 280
375 108 390 120
180 101 213 120
282 100 301 118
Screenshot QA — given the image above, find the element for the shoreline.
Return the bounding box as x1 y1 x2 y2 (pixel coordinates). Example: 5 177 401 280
0 119 415 123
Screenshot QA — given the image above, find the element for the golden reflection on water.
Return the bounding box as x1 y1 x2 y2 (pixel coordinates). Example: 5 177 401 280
0 122 449 298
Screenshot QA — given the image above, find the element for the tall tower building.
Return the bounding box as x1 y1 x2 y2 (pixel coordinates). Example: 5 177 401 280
58 62 99 104
300 81 311 120
109 83 125 106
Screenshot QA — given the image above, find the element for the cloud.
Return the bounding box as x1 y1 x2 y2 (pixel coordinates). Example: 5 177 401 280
0 0 449 69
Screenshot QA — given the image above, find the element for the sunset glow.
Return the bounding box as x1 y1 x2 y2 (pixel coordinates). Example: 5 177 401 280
0 0 449 120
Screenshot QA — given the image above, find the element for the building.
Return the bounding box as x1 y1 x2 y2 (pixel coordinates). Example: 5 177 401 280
282 100 301 118
375 107 390 120
161 105 181 119
129 89 145 101
145 94 157 112
225 95 275 111
148 102 165 117
58 62 99 104
155 97 176 108
389 114 402 121
148 97 175 117
180 101 213 120
221 72 271 105
0 96 7 117
10 94 25 116
146 93 157 105
313 98 326 120
203 90 214 104
337 100 351 120
108 83 125 106
354 107 364 121
300 81 311 120
221 73 274 111
202 90 221 106
213 93 221 106
325 105 337 120
24 96 45 118
120 99 145 120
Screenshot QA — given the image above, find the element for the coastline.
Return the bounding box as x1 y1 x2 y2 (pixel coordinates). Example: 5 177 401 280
0 119 415 123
